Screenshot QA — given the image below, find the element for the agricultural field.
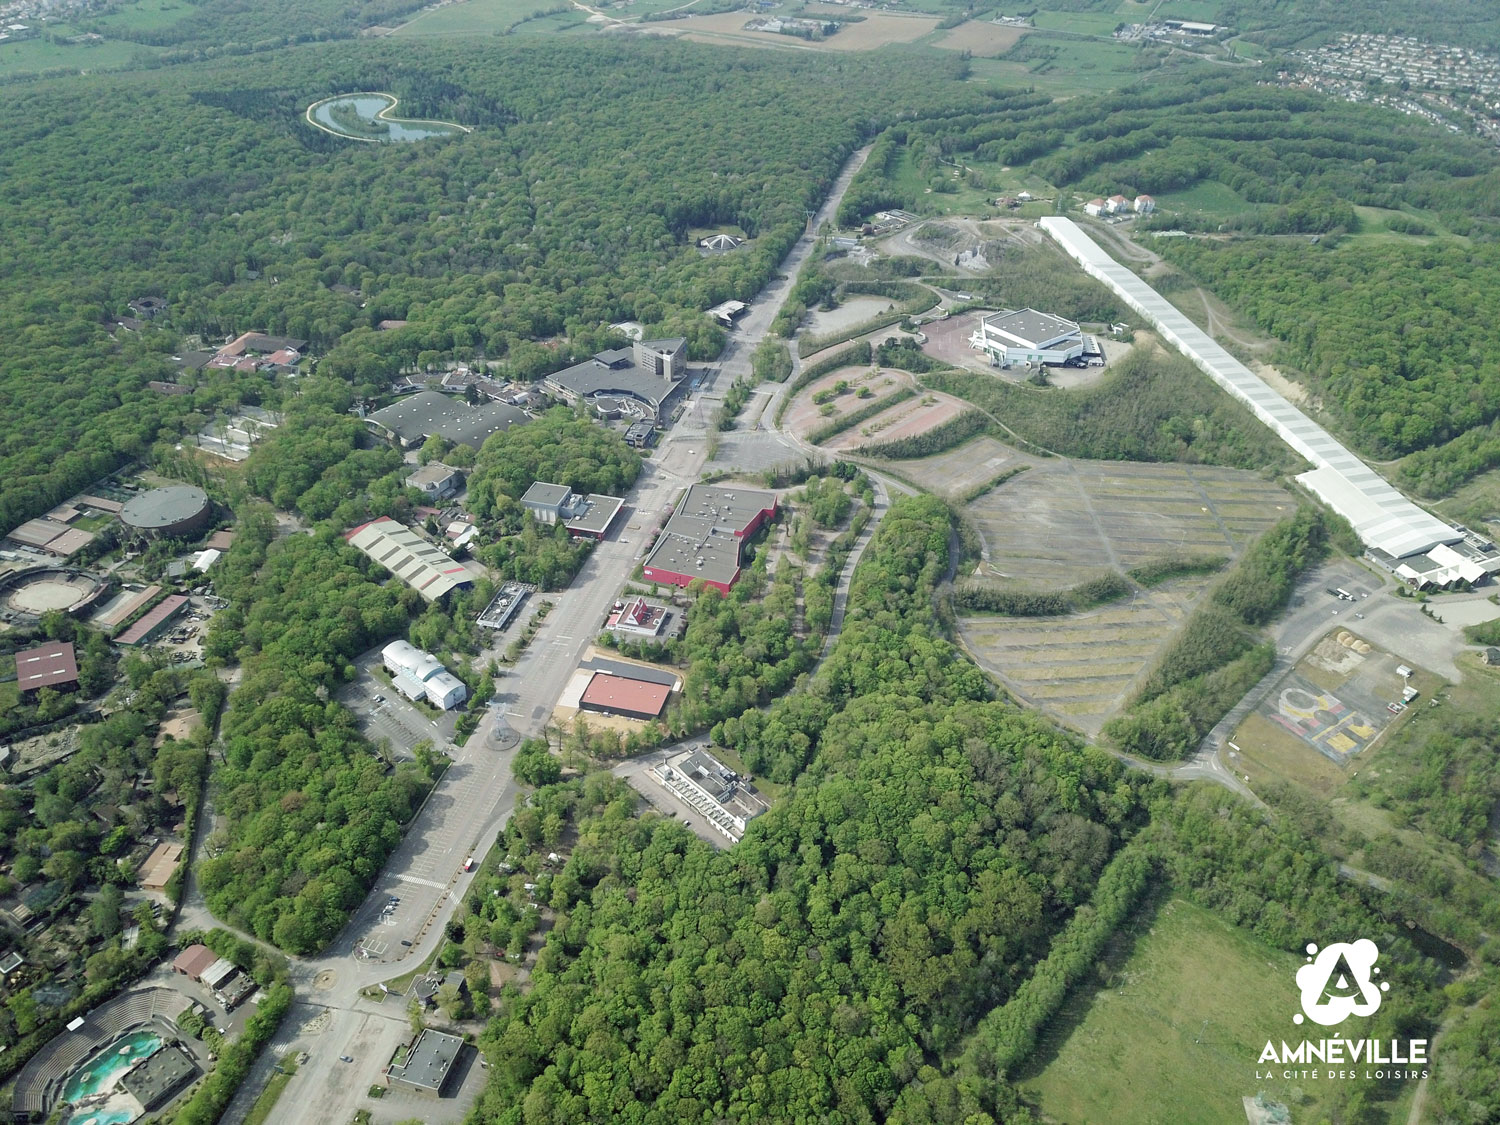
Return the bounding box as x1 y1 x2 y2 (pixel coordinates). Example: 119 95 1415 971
947 455 1292 734
931 20 1026 57
1019 898 1337 1125
392 0 569 36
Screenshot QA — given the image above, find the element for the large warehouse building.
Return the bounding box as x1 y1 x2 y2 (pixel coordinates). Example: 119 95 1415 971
1040 217 1463 563
345 517 473 602
366 391 527 450
969 308 1087 367
642 484 778 594
381 640 468 710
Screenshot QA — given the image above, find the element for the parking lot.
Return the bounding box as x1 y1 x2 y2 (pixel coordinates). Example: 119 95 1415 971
338 651 458 762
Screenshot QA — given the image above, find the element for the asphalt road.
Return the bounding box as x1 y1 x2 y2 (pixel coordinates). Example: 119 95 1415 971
223 144 877 1125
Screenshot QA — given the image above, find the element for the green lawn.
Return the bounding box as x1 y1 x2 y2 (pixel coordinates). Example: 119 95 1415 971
1022 897 1338 1124
968 34 1162 93
0 679 18 719
1150 0 1229 23
90 0 195 34
0 34 157 75
1030 9 1125 36
1154 179 1258 219
243 1059 297 1125
393 0 564 36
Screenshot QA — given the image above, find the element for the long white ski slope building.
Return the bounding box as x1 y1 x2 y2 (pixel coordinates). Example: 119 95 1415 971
1039 216 1460 561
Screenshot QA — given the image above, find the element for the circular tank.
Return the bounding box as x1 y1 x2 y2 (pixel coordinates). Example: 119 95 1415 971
120 485 211 537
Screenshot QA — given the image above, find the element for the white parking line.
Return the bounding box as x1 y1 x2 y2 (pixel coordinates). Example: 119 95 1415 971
395 874 447 889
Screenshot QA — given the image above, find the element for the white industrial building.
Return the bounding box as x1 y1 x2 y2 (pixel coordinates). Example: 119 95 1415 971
970 308 1086 367
1040 217 1462 563
345 517 473 602
381 639 468 710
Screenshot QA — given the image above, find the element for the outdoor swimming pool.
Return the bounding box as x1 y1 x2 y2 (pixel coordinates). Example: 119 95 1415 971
61 1031 161 1104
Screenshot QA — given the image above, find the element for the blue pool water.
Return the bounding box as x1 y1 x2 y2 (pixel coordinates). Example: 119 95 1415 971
60 1031 161 1103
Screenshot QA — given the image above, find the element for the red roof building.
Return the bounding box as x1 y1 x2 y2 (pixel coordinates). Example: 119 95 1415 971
578 672 671 720
641 484 778 594
14 641 79 697
173 943 219 981
116 595 188 645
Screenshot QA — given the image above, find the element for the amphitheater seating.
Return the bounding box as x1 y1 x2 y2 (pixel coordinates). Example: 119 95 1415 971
9 987 190 1117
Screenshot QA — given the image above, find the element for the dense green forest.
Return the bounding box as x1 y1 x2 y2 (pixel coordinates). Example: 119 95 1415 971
1156 237 1500 464
0 40 992 534
197 507 444 952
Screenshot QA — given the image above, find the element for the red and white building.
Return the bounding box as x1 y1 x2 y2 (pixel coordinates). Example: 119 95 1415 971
642 484 778 594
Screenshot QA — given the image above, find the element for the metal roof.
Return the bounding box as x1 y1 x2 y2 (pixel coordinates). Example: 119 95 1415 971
368 391 527 448
347 517 472 601
579 672 672 717
14 642 78 691
1040 217 1460 559
981 308 1081 349
120 485 209 530
564 494 624 536
116 595 188 645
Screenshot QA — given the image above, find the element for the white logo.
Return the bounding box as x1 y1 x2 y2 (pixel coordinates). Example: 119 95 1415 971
1294 939 1387 1026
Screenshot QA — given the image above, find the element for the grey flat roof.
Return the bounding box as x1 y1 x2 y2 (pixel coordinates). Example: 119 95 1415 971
120 1045 198 1110
565 494 623 535
120 485 209 530
406 464 457 487
982 308 1081 349
580 654 681 688
1040 217 1460 560
370 391 527 448
521 482 573 508
389 1029 464 1092
643 484 778 586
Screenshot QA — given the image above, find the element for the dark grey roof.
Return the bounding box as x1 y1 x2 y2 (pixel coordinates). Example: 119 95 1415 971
120 485 209 530
642 484 777 587
173 351 215 371
544 348 685 412
369 391 527 448
521 482 573 509
388 1029 464 1093
579 654 681 687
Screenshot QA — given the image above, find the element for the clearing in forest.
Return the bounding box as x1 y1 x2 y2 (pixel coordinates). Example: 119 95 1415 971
782 366 909 442
1020 898 1334 1125
922 446 1291 735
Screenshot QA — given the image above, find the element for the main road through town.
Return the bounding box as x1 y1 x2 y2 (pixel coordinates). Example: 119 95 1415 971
221 144 873 1125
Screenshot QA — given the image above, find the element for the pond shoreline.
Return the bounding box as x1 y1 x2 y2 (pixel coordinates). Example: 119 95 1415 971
304 91 470 142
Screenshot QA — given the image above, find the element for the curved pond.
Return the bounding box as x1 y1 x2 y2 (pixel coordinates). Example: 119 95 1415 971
306 93 466 142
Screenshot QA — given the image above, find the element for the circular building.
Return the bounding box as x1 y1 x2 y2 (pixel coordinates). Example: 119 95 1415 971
120 485 211 538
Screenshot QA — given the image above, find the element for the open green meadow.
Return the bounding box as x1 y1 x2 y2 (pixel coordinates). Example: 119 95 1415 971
393 0 570 36
1030 9 1125 36
0 34 156 74
90 0 194 34
967 34 1161 93
1021 897 1338 1125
